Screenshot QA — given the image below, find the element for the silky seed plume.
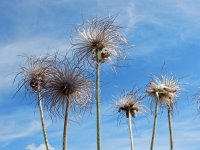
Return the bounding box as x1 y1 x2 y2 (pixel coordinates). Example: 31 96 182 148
146 74 181 110
72 15 128 65
42 54 93 117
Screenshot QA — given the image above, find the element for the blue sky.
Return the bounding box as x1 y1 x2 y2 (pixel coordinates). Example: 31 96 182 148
0 0 200 150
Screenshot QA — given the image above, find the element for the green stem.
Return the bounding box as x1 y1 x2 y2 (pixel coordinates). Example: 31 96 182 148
150 92 159 150
128 110 134 150
96 49 101 150
37 83 50 150
63 97 70 150
168 108 174 150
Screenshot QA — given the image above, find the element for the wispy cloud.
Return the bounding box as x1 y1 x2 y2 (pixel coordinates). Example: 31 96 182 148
25 144 55 150
0 107 51 142
0 120 41 142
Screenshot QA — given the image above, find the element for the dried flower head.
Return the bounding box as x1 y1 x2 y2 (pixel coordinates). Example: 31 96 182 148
146 75 181 110
43 55 93 117
15 55 51 95
115 88 146 120
72 15 128 65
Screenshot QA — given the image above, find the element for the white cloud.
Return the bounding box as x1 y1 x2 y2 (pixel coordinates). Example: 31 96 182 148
0 37 68 67
25 144 55 150
0 107 53 143
0 120 41 142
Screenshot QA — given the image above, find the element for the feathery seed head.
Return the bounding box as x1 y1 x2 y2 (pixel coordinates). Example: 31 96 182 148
15 55 51 94
146 75 181 110
72 15 128 64
115 89 146 119
43 56 93 117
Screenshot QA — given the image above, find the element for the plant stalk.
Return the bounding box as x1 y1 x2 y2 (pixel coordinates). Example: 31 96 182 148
96 49 101 150
168 108 174 150
37 83 50 150
150 92 159 150
63 97 70 150
128 110 134 150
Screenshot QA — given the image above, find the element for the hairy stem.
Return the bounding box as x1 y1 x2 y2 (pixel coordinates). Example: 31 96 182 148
128 110 134 150
168 108 174 150
150 92 159 150
63 97 70 150
37 83 50 150
96 49 101 150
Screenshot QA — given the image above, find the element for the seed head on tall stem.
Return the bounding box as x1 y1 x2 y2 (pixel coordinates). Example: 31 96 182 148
147 74 181 150
115 88 147 150
42 53 93 150
15 55 52 150
72 15 129 150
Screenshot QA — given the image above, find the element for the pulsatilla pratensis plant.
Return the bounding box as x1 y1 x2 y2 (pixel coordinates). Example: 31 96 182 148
42 54 93 150
115 88 146 150
147 75 181 150
72 15 128 150
15 56 51 150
